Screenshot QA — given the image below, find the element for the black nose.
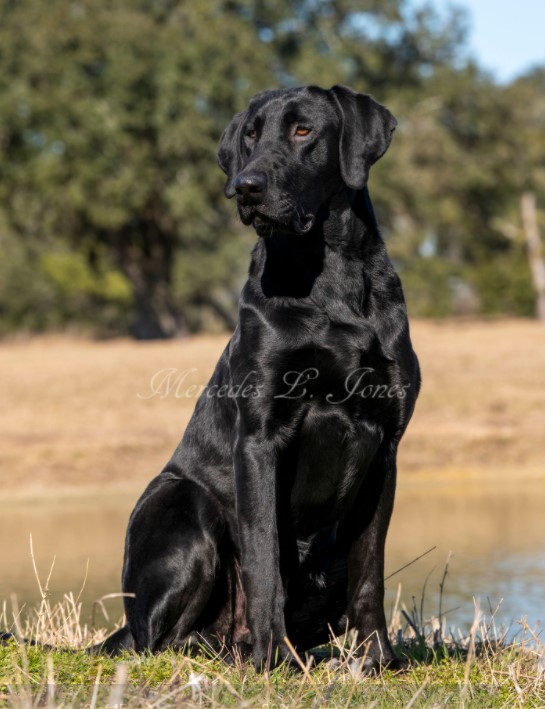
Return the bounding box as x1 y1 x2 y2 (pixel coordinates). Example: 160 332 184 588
234 171 267 203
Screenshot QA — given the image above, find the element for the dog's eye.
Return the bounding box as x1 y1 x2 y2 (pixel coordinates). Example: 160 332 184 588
295 127 311 137
246 129 257 140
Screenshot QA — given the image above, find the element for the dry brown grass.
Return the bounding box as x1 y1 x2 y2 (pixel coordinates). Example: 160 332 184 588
1 318 544 496
404 318 545 480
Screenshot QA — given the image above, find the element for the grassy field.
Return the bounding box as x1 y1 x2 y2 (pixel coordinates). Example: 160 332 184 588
1 319 545 706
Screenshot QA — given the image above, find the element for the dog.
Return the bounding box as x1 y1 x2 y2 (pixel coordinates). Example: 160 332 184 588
101 84 420 672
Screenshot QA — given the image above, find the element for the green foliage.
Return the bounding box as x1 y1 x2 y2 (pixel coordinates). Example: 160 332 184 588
0 0 544 336
0 236 56 335
41 250 131 303
470 251 536 317
0 0 274 337
398 258 459 318
0 235 132 336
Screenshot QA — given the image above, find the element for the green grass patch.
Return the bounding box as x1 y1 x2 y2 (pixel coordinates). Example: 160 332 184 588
0 639 544 708
1 591 544 708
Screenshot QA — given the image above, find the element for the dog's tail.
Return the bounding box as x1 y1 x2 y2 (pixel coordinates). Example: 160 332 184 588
1 625 134 656
1 632 51 649
88 625 134 655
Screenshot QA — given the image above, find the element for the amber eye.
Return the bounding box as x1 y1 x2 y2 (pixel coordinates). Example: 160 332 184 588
295 126 311 137
246 129 256 139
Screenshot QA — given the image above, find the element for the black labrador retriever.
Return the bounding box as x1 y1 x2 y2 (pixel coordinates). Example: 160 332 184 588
103 84 420 672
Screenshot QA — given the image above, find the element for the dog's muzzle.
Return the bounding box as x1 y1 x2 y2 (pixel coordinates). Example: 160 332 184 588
244 209 315 236
234 171 267 205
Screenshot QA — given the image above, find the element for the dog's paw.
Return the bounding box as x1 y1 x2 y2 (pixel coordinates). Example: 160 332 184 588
348 654 410 678
253 640 291 673
384 656 410 673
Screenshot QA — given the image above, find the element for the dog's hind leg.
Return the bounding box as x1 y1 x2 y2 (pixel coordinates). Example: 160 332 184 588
122 475 224 653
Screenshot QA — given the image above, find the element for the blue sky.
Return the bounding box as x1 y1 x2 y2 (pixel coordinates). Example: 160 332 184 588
426 0 545 82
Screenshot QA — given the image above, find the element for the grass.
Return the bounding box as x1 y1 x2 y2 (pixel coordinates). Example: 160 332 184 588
2 549 545 709
1 588 544 708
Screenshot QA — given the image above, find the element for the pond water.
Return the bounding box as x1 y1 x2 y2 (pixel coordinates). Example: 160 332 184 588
1 473 544 638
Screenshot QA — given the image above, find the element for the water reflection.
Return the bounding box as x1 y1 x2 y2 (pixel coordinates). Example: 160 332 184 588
1 475 544 635
0 491 135 628
385 473 545 633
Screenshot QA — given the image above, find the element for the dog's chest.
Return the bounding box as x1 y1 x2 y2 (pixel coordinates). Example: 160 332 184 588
263 319 395 411
232 315 404 528
276 316 406 512
269 334 397 528
287 399 382 529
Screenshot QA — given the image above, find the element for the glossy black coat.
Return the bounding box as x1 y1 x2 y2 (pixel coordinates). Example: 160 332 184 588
108 85 420 672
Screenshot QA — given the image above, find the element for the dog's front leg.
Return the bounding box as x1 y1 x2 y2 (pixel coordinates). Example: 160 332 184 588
234 434 288 670
342 444 407 673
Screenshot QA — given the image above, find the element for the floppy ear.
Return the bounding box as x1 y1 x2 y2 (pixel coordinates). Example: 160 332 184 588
217 110 246 198
330 85 397 191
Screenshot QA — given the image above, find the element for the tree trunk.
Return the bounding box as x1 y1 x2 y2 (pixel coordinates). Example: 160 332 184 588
114 222 189 339
195 294 238 331
520 191 545 322
123 260 189 339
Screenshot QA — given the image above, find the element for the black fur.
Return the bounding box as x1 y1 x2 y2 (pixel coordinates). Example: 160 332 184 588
104 85 420 671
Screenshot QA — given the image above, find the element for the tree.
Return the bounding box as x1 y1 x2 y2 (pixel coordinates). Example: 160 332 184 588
0 0 273 337
2 0 542 334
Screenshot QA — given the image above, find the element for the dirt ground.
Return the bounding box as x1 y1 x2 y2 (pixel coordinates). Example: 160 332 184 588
1 319 544 497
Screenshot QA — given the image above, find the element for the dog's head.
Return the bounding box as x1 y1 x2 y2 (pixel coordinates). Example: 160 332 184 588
217 85 396 237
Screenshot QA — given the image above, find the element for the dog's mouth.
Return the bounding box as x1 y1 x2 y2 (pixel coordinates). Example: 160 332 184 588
240 207 315 236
